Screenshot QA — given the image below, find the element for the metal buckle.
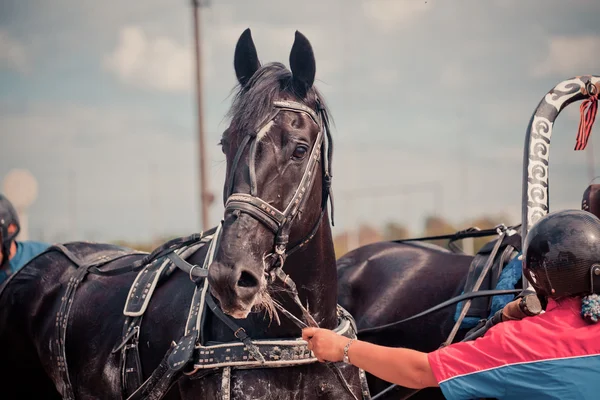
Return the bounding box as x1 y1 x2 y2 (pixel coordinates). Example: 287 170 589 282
494 224 507 235
585 81 598 96
590 264 600 293
262 251 285 275
275 245 286 255
189 265 200 282
234 327 246 339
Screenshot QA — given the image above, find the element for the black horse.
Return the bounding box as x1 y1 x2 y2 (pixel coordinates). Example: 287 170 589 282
0 29 367 400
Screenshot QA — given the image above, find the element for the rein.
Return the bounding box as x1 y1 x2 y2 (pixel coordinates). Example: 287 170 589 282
361 225 522 336
393 224 521 254
358 289 521 335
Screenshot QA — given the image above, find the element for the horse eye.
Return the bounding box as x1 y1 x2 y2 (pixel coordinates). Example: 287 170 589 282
292 145 309 160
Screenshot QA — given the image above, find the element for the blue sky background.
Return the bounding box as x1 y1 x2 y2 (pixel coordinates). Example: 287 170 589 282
1 0 600 244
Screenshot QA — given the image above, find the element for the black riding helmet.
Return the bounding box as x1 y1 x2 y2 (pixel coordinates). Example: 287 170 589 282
0 194 20 267
523 209 600 298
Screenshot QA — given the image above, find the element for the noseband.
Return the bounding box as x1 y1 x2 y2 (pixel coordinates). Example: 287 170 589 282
223 99 334 273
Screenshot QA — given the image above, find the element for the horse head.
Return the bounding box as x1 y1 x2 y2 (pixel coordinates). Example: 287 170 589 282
208 29 332 319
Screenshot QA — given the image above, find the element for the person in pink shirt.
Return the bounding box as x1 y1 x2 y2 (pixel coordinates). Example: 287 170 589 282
304 209 600 400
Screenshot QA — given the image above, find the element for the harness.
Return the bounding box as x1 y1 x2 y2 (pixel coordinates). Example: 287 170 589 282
119 227 368 400
42 242 150 399
50 97 370 400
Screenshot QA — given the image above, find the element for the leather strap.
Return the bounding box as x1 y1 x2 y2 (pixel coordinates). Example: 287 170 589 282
117 319 144 398
167 253 208 281
225 194 285 233
393 225 521 247
126 345 179 400
443 230 509 346
285 199 327 257
272 100 320 124
358 288 522 335
54 264 88 399
88 232 211 277
115 238 213 399
224 134 252 203
248 138 259 196
205 293 265 363
52 243 141 399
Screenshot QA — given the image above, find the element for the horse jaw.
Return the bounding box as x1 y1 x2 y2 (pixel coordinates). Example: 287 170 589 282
229 308 251 319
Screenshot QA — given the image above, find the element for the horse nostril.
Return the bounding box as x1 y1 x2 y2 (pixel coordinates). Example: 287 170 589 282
237 271 259 288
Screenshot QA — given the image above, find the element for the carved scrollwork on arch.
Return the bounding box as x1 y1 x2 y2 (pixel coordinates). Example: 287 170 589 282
531 143 549 164
523 76 600 243
531 119 551 142
544 78 583 112
529 186 547 203
529 208 548 227
526 115 553 231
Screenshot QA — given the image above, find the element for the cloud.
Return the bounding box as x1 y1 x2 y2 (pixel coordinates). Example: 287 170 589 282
491 0 520 8
0 30 29 73
369 68 400 86
531 35 600 78
362 0 431 31
0 102 227 242
102 22 339 94
104 26 195 93
439 61 466 89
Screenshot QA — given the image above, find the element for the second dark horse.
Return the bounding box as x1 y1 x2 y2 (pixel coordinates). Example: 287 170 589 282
338 241 474 399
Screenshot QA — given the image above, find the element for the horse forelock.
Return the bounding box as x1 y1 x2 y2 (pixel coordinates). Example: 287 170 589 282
224 62 331 142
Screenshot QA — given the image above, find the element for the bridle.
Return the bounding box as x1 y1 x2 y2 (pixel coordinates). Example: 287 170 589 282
223 99 334 279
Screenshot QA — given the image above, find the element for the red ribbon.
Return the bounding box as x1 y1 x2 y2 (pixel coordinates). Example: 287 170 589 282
575 92 598 151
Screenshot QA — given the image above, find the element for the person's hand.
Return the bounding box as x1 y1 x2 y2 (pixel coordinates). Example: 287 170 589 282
302 327 351 362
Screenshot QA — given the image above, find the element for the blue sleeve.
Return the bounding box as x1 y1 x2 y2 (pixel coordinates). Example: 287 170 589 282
438 367 507 400
9 241 50 273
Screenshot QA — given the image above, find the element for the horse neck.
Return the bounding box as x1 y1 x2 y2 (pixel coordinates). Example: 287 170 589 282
284 212 338 329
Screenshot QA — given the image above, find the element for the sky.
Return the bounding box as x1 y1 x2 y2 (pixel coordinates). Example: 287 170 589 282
1 0 600 244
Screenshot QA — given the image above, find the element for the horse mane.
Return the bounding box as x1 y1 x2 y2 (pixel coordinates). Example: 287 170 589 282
225 62 332 139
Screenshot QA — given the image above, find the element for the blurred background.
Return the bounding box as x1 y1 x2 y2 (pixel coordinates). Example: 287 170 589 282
1 0 599 256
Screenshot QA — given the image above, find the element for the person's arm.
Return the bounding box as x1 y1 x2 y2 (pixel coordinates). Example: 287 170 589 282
302 328 438 389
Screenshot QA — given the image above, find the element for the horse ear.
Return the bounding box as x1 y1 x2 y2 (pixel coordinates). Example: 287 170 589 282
234 28 261 87
289 31 316 96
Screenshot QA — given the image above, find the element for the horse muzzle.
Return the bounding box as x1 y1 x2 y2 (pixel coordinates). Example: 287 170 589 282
208 260 263 319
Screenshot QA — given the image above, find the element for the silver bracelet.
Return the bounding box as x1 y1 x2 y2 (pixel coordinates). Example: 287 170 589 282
343 338 356 364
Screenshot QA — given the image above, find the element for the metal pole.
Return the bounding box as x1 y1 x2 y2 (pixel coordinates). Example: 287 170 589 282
69 169 77 240
192 0 212 230
149 162 158 241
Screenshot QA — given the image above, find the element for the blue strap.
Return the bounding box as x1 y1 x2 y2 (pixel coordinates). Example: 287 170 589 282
488 253 523 317
454 252 523 329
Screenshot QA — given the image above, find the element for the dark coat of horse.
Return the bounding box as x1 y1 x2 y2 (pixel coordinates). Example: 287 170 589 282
337 241 474 399
0 29 364 400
